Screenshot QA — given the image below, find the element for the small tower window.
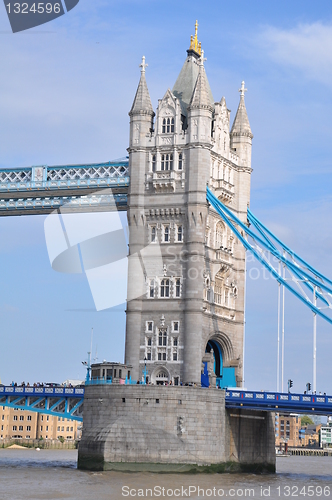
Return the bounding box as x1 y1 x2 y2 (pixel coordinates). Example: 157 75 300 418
162 118 166 134
173 322 179 332
151 226 156 243
160 279 170 298
171 118 174 133
170 154 173 170
225 289 229 307
175 279 181 298
147 321 153 332
165 154 169 170
161 154 165 170
164 226 169 242
152 155 156 172
173 337 178 346
158 330 167 346
177 225 183 242
178 153 183 170
167 118 170 133
173 352 178 361
149 280 155 298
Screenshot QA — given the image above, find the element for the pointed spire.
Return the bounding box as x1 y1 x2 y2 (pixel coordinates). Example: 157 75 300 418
230 81 253 137
188 52 213 111
129 56 154 116
188 20 202 56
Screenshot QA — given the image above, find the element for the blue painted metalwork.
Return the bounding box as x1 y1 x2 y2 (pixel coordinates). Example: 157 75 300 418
0 160 129 215
225 389 332 415
206 187 332 324
0 386 84 421
0 161 129 194
0 193 128 213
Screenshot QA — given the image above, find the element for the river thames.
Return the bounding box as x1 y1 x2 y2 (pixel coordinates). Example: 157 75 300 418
0 450 331 500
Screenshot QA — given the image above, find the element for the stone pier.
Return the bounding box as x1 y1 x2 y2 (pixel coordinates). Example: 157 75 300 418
78 385 276 473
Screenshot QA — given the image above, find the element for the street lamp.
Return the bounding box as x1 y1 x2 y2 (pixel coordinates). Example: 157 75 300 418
143 357 148 385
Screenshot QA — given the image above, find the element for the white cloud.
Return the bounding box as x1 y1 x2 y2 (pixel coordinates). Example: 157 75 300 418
258 22 332 86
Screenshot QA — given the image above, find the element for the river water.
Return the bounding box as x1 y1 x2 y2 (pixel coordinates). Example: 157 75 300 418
0 450 332 500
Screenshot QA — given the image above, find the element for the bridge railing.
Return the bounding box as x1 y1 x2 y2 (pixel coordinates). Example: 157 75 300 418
0 386 84 397
225 389 332 414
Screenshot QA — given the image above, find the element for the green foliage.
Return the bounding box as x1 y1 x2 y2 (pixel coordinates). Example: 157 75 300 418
58 436 65 443
301 415 314 426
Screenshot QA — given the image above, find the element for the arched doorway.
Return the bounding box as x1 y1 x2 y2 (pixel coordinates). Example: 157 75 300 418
152 368 169 385
203 338 236 389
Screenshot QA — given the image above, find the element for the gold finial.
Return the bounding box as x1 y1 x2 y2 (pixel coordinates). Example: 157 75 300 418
189 20 202 55
194 20 198 52
190 34 194 50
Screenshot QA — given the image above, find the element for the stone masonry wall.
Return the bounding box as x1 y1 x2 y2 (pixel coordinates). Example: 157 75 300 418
78 385 276 472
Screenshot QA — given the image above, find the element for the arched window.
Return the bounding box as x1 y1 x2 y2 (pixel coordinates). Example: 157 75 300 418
167 118 170 133
161 154 165 170
160 279 170 298
149 279 155 298
165 154 169 170
158 330 167 346
162 118 166 134
177 225 183 242
225 289 229 307
170 154 173 170
164 226 169 242
175 278 181 297
151 226 156 243
215 222 224 249
178 153 183 170
152 155 156 172
171 118 174 133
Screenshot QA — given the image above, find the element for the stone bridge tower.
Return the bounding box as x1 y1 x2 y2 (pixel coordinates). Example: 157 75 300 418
125 24 253 386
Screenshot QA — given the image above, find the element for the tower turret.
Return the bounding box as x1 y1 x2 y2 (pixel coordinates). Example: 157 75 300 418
230 81 253 168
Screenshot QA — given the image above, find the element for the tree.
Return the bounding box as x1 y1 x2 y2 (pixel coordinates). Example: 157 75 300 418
301 415 314 426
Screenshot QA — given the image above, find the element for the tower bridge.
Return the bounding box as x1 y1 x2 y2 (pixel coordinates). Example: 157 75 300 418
2 23 332 472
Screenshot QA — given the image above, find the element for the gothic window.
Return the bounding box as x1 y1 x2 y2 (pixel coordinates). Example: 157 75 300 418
175 279 181 297
146 351 151 361
161 154 173 171
158 352 167 361
158 330 167 346
215 222 224 249
149 280 155 298
172 321 179 332
160 279 170 298
177 225 183 242
173 352 178 361
173 337 178 346
214 276 223 305
162 117 174 134
146 321 153 332
178 153 183 170
152 154 156 172
151 226 156 243
225 289 229 307
163 226 169 242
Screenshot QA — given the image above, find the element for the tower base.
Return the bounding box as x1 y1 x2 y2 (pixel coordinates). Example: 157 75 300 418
78 385 276 473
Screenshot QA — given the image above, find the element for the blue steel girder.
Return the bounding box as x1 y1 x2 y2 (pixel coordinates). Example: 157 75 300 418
0 160 129 216
0 386 84 421
225 389 332 415
206 187 332 324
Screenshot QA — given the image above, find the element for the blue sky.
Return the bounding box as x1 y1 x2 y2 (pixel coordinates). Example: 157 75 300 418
1 1 332 391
